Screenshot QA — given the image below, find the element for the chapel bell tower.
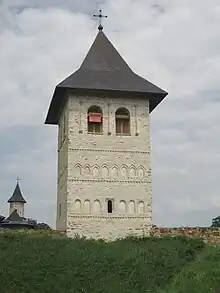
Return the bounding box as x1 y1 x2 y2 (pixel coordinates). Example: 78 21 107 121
7 179 26 218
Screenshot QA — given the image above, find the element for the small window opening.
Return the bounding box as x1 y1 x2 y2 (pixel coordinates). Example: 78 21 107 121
59 203 62 219
63 113 67 136
107 200 113 213
115 108 130 135
88 106 103 134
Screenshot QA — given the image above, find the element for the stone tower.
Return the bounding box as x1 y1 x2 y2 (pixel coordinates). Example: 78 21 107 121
45 26 168 240
7 181 26 217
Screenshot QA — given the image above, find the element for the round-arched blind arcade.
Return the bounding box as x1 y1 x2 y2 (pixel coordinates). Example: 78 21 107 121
87 106 103 133
115 108 130 135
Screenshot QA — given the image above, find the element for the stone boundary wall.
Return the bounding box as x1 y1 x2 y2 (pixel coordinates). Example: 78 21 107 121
150 226 220 245
0 228 67 237
1 227 220 245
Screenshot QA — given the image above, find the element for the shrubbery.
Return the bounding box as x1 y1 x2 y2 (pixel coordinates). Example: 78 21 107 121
0 232 215 293
211 216 220 227
160 245 220 293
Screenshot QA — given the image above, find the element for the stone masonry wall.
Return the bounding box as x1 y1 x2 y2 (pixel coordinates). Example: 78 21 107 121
150 226 220 245
67 216 151 241
56 105 68 231
60 93 153 240
9 202 24 217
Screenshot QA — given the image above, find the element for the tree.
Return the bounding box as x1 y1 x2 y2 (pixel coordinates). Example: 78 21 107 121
36 223 51 230
27 218 37 226
26 218 51 230
211 216 220 227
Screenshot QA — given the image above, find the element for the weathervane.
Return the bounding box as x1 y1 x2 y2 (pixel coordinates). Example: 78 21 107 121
93 9 107 31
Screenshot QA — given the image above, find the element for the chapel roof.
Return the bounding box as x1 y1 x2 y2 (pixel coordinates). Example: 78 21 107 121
0 215 5 222
7 182 27 203
0 209 34 229
6 209 23 222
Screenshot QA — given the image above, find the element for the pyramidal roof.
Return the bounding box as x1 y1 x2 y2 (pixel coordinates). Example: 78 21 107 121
7 182 26 204
6 209 23 222
45 29 168 125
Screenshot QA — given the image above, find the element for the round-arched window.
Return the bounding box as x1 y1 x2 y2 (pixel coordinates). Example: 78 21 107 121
115 108 130 135
87 106 103 134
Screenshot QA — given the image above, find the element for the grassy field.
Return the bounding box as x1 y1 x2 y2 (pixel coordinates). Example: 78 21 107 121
0 231 219 293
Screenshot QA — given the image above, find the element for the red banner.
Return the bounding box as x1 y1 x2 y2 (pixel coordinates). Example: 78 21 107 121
89 113 102 123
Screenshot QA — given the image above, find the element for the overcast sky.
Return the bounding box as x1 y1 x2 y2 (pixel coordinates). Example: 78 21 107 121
0 0 220 228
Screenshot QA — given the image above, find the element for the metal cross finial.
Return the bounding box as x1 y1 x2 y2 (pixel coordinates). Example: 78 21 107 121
16 176 20 183
93 9 107 31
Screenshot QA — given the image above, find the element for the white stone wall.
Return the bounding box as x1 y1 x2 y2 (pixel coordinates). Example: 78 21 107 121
67 216 151 241
56 107 68 231
9 202 24 217
57 93 152 240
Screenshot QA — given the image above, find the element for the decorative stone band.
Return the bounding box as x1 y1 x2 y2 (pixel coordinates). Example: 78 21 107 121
68 215 151 220
68 179 150 184
69 148 150 154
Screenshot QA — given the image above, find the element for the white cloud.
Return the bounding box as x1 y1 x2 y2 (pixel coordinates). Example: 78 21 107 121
0 0 220 228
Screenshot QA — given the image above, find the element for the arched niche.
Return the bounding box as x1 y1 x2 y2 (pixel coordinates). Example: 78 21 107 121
138 201 145 214
74 199 81 213
121 165 128 177
119 200 127 213
83 200 91 213
128 200 135 214
93 200 101 213
102 165 109 177
75 164 82 176
111 165 119 177
92 165 100 177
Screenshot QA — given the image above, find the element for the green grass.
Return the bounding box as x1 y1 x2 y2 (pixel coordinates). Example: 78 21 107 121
159 245 220 293
0 232 219 293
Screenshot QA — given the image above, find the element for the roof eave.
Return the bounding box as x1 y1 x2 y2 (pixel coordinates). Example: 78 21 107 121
45 86 168 125
7 198 26 204
45 87 67 125
149 91 168 113
0 222 35 227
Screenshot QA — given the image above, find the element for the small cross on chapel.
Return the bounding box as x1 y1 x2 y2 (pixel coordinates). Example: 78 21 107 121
45 10 168 240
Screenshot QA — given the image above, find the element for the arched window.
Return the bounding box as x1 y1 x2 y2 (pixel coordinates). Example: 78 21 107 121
107 200 113 213
115 108 130 135
88 106 103 134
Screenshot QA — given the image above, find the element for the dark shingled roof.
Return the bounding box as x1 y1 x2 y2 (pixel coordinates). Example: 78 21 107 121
1 210 35 229
7 182 26 203
0 215 5 222
6 209 23 222
45 30 168 125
